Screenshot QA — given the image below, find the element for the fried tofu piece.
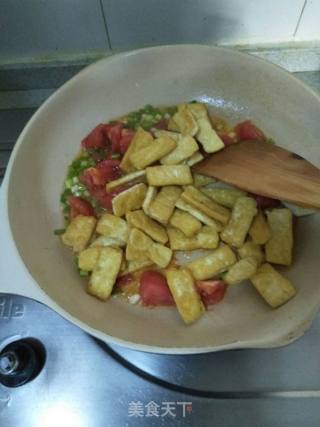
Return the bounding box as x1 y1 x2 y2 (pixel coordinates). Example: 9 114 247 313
202 187 247 208
224 257 258 285
172 104 198 136
169 209 202 237
126 228 153 262
250 263 296 308
78 247 101 271
166 267 205 324
61 215 96 252
106 170 146 191
120 127 153 172
142 186 157 215
112 183 147 217
221 197 257 248
238 241 265 265
87 247 123 300
90 235 126 248
175 198 223 231
181 186 231 225
265 208 293 266
160 135 198 165
126 259 154 274
188 103 224 153
96 213 128 243
146 165 193 186
249 210 272 245
148 243 173 268
153 130 180 141
168 226 219 251
185 152 204 166
148 186 182 224
167 117 180 132
192 173 216 188
187 245 237 280
130 136 176 169
126 210 168 244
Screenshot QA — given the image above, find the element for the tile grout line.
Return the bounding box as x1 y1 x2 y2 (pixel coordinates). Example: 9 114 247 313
99 0 113 51
293 0 308 37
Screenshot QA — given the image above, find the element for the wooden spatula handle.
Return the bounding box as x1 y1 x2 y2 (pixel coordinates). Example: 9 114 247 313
193 141 320 209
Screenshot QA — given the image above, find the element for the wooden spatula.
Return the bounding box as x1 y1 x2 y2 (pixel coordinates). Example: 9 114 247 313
192 140 320 209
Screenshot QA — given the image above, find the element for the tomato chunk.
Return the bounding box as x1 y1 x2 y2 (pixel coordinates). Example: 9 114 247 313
107 123 123 153
119 129 135 153
139 271 175 306
68 196 95 218
81 124 109 150
96 159 122 182
196 280 227 306
115 273 134 291
235 120 265 142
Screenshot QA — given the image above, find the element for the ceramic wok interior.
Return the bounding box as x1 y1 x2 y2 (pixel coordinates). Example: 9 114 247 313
4 45 320 353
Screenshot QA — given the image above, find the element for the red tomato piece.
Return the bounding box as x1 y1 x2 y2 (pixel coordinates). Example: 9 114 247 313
106 123 123 153
81 124 109 150
250 194 280 210
69 206 80 220
153 118 169 130
196 280 227 306
139 271 175 306
235 120 265 142
68 196 95 217
80 167 106 189
96 159 122 182
115 273 134 291
119 129 135 153
218 132 238 146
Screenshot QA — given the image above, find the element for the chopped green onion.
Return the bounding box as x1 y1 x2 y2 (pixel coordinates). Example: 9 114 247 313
79 269 90 277
111 152 121 159
53 228 65 235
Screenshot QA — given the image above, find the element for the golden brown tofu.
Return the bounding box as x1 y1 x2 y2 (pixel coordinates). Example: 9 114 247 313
169 209 202 237
160 135 198 165
185 152 204 166
181 186 231 225
238 241 265 265
187 102 208 119
112 183 147 217
249 210 272 245
120 127 153 172
187 245 237 280
168 226 219 251
126 210 168 244
192 173 216 188
175 198 223 231
224 257 258 285
149 186 182 224
153 130 180 141
167 116 180 132
202 187 247 208
148 243 173 268
106 170 146 191
96 213 128 243
146 165 193 186
78 247 101 271
265 208 293 266
126 228 153 261
90 235 126 248
126 259 154 273
250 263 296 308
142 186 157 215
87 247 123 301
130 136 176 169
173 104 198 136
166 267 205 324
221 197 257 248
61 215 96 252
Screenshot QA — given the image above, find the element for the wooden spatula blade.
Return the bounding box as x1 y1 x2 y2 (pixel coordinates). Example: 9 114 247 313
192 140 320 209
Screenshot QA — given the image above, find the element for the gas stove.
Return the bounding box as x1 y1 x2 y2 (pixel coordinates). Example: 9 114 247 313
1 293 320 427
1 53 320 427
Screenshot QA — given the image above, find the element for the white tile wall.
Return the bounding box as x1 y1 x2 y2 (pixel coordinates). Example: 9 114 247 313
295 0 320 41
0 0 110 61
102 0 306 49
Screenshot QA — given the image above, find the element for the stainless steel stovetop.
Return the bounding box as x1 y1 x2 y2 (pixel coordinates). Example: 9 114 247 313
1 293 320 427
1 53 320 427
